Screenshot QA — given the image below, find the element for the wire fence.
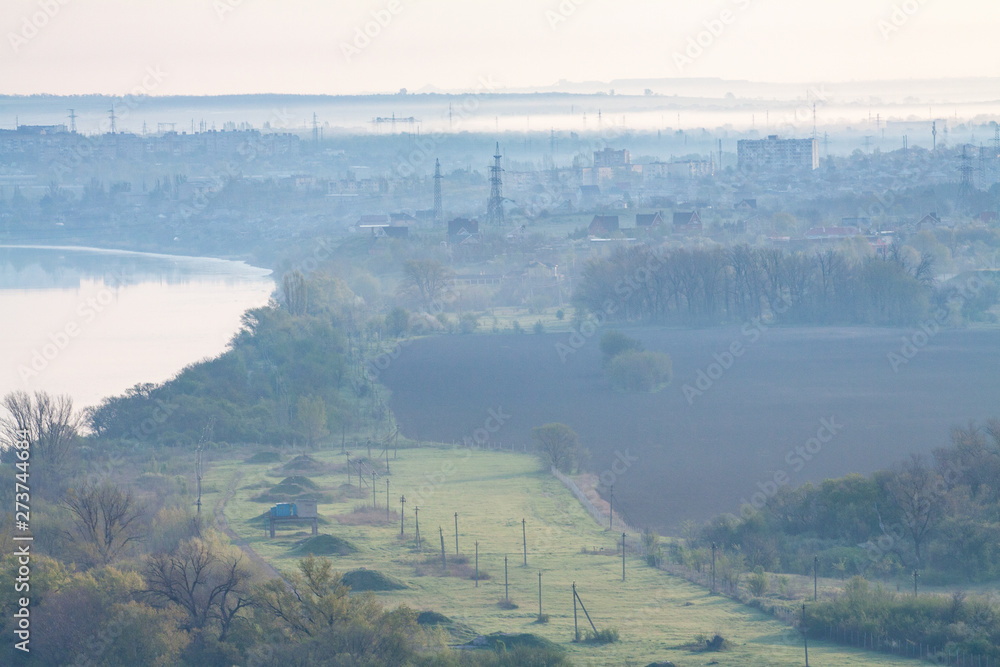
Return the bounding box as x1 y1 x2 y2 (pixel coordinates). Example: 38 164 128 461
548 469 999 666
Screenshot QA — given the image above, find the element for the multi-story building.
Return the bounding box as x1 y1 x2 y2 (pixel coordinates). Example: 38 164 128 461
737 135 818 171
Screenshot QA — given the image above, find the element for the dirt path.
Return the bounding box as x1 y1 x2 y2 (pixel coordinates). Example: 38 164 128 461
213 469 286 582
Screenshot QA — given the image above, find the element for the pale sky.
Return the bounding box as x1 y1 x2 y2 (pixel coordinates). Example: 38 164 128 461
1 0 997 96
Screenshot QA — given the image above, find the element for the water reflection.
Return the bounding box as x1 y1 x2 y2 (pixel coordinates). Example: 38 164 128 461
1 246 274 409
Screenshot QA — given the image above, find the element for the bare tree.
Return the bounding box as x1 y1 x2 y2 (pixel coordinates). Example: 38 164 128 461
64 482 145 566
877 454 947 568
400 259 452 309
144 537 254 641
1 391 83 493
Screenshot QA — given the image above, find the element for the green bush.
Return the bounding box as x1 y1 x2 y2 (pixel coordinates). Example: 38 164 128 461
607 350 672 392
599 330 643 363
583 628 620 644
747 566 769 597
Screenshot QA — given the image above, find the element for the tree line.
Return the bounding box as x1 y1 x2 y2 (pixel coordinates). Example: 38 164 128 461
570 243 990 327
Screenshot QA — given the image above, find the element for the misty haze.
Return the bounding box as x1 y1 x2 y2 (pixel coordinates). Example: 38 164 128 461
2 2 1000 665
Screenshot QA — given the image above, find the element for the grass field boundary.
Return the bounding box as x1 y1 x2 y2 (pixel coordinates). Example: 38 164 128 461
551 466 642 536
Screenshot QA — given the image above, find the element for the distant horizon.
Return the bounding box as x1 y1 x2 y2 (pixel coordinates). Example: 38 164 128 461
4 0 998 96
4 74 1000 99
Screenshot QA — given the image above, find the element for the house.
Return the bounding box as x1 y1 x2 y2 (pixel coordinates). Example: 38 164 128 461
672 210 702 233
588 215 620 236
447 217 479 244
635 212 664 228
841 216 870 228
358 213 390 225
734 198 757 211
900 212 944 234
804 226 860 241
576 185 601 207
390 212 417 225
383 226 409 239
357 222 408 239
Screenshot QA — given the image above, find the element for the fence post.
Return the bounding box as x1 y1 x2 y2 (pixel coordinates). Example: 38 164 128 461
538 572 542 621
504 555 509 601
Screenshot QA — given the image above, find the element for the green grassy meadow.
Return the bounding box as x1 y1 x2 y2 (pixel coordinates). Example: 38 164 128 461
206 446 913 666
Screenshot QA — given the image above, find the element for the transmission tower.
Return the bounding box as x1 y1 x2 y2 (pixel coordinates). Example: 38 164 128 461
67 108 77 133
312 112 319 143
487 142 505 225
433 158 443 223
108 104 117 134
959 145 976 208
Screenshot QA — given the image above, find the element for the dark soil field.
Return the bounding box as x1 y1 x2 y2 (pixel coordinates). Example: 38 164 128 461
378 327 1000 532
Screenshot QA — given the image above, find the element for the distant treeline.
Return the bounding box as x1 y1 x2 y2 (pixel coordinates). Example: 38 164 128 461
572 244 997 327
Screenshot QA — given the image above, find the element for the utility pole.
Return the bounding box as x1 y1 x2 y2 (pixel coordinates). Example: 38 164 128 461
433 158 443 223
573 582 579 641
400 495 405 535
475 541 479 587
802 603 809 667
195 446 203 516
609 485 613 531
622 532 626 582
504 555 509 601
538 572 543 621
913 569 919 596
813 555 818 601
522 518 527 565
415 507 420 549
439 526 446 570
711 543 717 593
454 512 459 555
386 479 390 522
372 471 376 508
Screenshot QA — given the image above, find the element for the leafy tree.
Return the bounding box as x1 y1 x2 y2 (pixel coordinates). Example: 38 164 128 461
385 306 410 337
295 395 329 447
281 270 308 316
531 423 584 473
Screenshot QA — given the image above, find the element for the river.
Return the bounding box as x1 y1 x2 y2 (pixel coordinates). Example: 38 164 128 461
1 245 274 410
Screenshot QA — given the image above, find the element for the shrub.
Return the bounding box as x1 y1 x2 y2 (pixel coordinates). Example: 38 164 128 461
607 350 673 392
583 628 619 644
599 330 643 364
459 312 479 334
747 565 770 597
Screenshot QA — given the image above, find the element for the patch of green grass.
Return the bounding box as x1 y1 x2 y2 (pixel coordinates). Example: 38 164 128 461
208 447 917 666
